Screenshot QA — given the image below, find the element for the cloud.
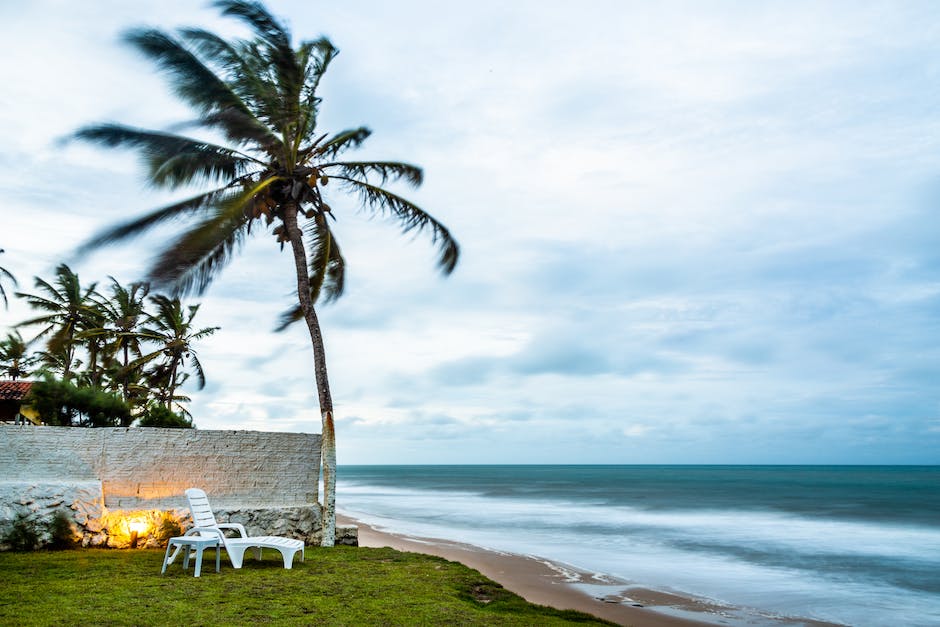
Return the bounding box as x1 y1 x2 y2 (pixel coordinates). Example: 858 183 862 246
3 1 940 463
622 424 653 438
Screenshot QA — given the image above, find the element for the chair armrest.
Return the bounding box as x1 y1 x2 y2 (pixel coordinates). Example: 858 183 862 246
184 527 226 541
216 523 248 538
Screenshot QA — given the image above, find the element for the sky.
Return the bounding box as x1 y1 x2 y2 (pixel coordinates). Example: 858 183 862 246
2 1 940 464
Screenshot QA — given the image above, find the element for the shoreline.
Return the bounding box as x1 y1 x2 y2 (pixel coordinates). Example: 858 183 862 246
337 513 840 627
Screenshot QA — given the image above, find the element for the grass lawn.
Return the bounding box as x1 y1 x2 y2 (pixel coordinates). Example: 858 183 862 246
0 546 614 626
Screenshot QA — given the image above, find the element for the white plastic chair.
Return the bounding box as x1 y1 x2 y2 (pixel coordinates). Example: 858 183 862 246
172 487 305 569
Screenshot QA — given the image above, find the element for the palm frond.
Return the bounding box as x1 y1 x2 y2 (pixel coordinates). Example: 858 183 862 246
195 108 283 154
124 28 251 118
296 37 338 145
312 128 371 160
0 266 16 285
306 218 345 304
15 286 60 316
212 1 302 117
148 211 249 296
73 124 257 189
189 326 220 341
213 0 292 52
336 177 460 274
0 254 14 308
14 315 57 335
148 177 280 295
76 186 234 255
18 268 84 312
176 28 284 136
233 39 294 134
125 346 165 372
15 293 65 315
322 161 422 187
273 306 300 333
152 145 257 190
190 353 208 389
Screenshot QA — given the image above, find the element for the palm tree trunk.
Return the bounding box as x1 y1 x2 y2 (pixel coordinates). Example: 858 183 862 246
122 343 130 402
63 341 74 381
89 341 100 387
283 202 336 547
165 359 179 410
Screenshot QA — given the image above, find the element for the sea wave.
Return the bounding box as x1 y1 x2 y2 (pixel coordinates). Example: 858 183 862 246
338 472 940 627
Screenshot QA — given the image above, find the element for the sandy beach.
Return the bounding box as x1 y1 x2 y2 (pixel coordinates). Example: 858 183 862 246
337 513 841 627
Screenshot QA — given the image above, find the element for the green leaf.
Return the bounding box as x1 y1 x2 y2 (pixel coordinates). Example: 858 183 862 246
337 177 459 274
147 177 280 295
76 187 234 254
312 128 371 160
124 28 252 119
322 161 423 187
73 124 257 189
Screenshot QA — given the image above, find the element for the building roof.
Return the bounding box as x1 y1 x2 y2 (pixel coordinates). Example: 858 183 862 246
0 380 32 401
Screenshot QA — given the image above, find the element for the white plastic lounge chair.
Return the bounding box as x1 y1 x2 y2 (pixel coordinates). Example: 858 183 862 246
176 487 305 569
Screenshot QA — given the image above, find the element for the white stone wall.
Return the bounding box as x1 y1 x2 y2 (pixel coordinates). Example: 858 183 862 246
0 481 104 529
0 425 321 509
0 426 360 549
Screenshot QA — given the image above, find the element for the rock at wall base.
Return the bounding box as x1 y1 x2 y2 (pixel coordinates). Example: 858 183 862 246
335 525 358 546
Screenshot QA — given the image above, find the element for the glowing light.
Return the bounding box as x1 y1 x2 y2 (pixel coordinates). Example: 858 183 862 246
128 519 149 535
126 517 150 548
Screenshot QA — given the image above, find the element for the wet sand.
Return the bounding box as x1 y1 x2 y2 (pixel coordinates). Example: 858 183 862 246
337 513 841 627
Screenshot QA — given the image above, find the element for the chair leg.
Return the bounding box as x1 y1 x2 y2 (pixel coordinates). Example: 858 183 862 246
279 547 300 569
193 546 205 577
182 545 192 570
164 544 182 567
161 543 174 574
227 545 247 569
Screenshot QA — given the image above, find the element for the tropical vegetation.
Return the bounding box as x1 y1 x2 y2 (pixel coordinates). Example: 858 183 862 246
0 331 35 380
0 249 16 309
73 0 459 545
27 376 132 428
1 263 215 426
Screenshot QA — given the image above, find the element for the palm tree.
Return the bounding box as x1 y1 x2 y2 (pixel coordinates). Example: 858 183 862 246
16 264 99 381
74 0 459 545
88 278 151 404
0 331 36 380
75 304 110 388
0 249 16 309
134 295 218 414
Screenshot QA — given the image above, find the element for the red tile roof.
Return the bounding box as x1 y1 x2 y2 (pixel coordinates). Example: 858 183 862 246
0 381 32 400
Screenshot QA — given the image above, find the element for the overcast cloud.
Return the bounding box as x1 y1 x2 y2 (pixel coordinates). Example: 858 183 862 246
2 1 939 463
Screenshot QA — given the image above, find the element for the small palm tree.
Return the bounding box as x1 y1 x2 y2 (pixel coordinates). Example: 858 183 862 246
74 0 459 544
75 304 110 388
0 249 16 309
16 264 99 381
87 278 151 404
0 331 36 380
134 294 218 414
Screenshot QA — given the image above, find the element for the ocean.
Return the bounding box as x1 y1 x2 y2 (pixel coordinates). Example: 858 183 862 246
336 465 940 627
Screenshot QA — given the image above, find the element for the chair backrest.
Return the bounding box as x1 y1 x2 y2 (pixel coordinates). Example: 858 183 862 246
185 488 219 528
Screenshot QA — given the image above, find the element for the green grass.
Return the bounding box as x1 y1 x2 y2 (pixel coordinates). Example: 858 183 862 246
0 547 615 626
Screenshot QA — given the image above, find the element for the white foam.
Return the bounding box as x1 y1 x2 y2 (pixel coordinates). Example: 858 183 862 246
339 480 940 561
338 479 940 627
